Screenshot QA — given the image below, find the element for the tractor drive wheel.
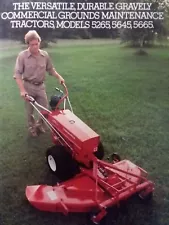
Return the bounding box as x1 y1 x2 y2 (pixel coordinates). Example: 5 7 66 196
94 142 105 160
46 145 80 181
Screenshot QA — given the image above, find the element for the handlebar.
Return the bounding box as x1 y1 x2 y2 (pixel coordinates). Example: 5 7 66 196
25 94 35 103
25 82 73 116
25 82 68 108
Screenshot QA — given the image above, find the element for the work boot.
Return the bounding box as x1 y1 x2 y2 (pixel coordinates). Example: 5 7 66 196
28 126 38 137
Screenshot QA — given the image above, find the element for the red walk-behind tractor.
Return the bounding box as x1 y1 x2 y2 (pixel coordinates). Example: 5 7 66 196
25 84 155 224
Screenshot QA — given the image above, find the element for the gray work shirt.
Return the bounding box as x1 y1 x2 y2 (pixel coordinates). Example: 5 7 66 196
14 48 54 83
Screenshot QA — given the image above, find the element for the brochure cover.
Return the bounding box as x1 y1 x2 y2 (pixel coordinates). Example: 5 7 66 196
0 1 168 225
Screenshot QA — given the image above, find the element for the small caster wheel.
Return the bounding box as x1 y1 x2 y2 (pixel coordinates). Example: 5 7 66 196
111 153 121 163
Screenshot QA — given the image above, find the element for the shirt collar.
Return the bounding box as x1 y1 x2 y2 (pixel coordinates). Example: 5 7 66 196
27 48 45 58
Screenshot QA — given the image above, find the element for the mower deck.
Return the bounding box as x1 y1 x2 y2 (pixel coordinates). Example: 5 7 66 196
26 159 154 223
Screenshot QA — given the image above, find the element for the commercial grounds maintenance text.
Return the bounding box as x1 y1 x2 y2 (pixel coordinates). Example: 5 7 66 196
0 2 164 29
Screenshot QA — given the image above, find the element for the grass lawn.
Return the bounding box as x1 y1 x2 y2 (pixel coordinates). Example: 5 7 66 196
0 39 169 225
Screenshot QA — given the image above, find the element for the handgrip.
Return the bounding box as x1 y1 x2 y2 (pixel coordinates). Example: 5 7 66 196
25 94 35 103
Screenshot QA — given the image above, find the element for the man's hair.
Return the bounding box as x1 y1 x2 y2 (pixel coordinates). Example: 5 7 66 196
24 30 41 44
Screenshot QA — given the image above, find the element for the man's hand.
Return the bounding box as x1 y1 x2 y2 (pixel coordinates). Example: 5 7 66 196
20 90 28 100
59 76 65 84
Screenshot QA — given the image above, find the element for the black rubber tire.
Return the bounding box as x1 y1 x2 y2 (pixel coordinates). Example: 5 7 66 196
46 145 80 181
138 191 153 202
94 142 105 160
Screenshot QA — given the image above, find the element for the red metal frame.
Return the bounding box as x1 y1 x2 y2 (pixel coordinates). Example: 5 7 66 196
25 84 155 224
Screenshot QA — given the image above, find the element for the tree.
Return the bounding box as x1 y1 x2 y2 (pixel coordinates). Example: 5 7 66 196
119 0 166 47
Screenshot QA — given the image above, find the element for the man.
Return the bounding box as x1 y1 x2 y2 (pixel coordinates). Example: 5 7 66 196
13 30 65 137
